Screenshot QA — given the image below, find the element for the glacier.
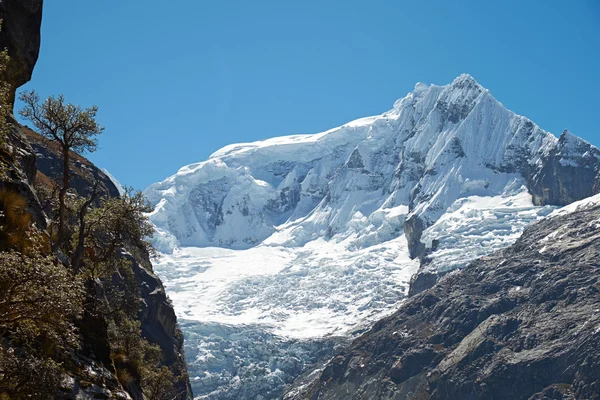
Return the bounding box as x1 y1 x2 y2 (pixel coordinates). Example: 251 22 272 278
145 74 599 399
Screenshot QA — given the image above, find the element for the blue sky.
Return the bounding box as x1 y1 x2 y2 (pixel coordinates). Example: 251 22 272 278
16 0 600 189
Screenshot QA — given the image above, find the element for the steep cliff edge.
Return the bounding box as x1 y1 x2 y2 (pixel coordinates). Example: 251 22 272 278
0 1 192 398
27 127 193 399
287 195 600 400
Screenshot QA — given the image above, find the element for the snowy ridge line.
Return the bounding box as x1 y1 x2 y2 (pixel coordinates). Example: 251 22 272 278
145 73 584 255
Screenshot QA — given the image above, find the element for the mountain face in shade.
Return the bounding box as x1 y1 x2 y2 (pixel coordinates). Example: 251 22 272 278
146 75 600 399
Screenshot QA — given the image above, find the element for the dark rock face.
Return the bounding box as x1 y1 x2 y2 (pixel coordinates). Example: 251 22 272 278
288 202 600 399
407 130 600 295
23 127 120 201
407 270 443 297
527 130 600 207
346 149 365 169
0 118 46 229
122 250 193 398
403 214 425 259
0 0 43 106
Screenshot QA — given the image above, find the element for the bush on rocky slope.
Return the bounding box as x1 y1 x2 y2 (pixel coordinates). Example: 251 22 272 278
0 84 191 398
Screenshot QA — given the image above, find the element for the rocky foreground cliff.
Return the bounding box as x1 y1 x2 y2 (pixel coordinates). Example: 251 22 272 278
20 127 193 399
0 0 192 398
286 196 600 399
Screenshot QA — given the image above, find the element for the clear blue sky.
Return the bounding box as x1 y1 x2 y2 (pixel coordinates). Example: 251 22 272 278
16 0 600 189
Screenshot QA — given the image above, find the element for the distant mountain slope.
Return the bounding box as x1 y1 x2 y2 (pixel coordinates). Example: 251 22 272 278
146 75 600 399
286 192 600 400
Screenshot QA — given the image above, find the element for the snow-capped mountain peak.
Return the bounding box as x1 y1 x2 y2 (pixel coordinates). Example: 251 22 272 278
145 74 600 399
146 74 564 253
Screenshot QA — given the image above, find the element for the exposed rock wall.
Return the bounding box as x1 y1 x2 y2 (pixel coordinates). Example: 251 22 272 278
287 202 600 400
0 118 46 229
24 127 121 201
527 130 600 206
0 0 43 106
407 129 600 296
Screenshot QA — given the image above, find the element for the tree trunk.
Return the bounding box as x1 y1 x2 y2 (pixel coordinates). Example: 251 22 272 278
71 183 98 272
54 145 69 251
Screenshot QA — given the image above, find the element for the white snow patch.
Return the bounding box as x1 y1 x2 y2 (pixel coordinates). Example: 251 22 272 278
101 168 125 195
421 189 555 272
549 193 600 218
153 235 418 339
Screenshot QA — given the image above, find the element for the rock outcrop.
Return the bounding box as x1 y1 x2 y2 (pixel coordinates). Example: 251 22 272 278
286 199 600 399
0 118 47 229
124 249 193 398
527 130 600 206
0 0 43 106
24 127 121 201
409 128 600 296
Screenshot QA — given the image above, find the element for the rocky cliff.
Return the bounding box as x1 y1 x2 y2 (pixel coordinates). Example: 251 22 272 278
286 195 600 400
0 1 193 398
0 0 43 107
26 129 193 399
24 127 120 200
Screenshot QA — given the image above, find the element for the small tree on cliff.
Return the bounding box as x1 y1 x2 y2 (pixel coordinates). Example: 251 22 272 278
18 90 103 250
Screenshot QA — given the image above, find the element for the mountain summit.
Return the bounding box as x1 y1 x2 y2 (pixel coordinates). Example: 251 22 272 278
146 74 600 399
146 74 598 259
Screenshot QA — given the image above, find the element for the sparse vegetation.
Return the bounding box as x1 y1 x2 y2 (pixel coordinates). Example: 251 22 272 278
18 90 103 250
0 86 181 398
0 230 84 398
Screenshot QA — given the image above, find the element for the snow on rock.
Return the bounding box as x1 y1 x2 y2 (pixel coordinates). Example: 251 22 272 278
145 74 600 399
549 192 600 218
101 168 125 195
421 188 555 272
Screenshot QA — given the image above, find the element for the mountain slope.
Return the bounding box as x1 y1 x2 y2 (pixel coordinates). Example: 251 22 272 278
286 193 600 400
146 75 600 399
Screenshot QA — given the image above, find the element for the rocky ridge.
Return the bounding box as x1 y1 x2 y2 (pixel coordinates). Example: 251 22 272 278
0 0 43 106
286 195 600 400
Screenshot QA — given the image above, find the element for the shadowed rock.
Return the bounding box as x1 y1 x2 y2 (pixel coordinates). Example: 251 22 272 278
0 0 43 107
287 200 600 399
